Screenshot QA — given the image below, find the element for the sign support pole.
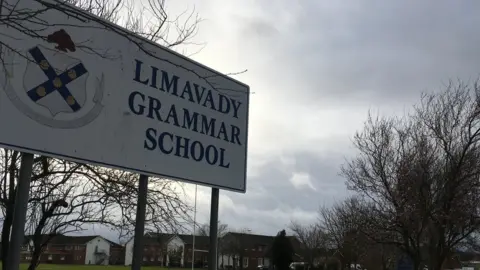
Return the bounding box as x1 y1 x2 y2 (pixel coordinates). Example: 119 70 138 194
208 188 219 270
131 174 149 270
7 152 34 270
192 184 198 270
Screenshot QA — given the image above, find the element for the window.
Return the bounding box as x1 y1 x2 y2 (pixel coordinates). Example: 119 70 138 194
48 255 53 260
258 258 263 266
143 257 147 262
65 245 71 250
60 256 65 261
150 257 154 262
243 257 249 267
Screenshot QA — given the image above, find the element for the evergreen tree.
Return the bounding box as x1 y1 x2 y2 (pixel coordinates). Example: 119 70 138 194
271 229 294 270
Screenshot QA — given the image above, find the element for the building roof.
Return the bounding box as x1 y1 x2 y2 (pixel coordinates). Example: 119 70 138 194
143 232 210 248
223 232 275 248
221 232 304 259
24 234 103 245
106 239 123 248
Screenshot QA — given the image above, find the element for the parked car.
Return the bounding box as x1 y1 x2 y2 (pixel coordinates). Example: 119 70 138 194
290 262 307 270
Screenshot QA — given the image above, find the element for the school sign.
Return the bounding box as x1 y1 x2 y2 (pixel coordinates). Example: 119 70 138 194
0 0 249 192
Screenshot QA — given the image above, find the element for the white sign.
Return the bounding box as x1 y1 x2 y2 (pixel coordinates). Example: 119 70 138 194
0 0 249 192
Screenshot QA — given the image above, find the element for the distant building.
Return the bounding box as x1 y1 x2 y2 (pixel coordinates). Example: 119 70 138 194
20 234 113 265
219 232 304 270
124 232 210 267
108 239 125 265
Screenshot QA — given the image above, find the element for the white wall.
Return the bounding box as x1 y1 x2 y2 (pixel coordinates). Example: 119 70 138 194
84 236 111 265
219 255 240 267
166 236 185 267
219 255 270 268
124 238 134 266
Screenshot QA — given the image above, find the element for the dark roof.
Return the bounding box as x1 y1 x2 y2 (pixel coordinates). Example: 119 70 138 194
222 232 303 249
221 232 304 258
24 234 101 245
106 239 123 248
179 234 210 247
143 233 209 247
223 232 275 248
455 250 480 262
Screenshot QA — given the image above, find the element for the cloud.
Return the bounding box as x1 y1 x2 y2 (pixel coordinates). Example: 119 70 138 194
177 0 480 236
290 172 316 191
86 0 480 241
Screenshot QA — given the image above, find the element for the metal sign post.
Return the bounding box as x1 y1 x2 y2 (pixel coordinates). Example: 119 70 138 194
208 188 219 270
192 184 198 270
7 152 34 270
131 174 149 270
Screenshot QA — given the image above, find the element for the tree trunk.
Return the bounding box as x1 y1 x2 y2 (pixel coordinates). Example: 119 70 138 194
2 152 18 270
27 242 42 270
1 216 11 268
427 255 445 270
412 258 422 270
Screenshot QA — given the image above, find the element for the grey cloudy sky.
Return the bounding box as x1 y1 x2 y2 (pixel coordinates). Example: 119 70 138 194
178 0 480 235
89 0 480 240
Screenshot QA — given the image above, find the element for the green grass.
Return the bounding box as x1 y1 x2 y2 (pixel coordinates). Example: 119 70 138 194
3 264 191 270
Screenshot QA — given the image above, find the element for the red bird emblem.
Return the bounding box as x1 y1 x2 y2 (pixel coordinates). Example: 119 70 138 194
47 29 76 53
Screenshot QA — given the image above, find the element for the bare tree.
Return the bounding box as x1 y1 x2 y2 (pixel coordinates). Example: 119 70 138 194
319 197 369 270
66 0 204 54
289 220 325 269
342 80 480 270
0 153 71 266
24 160 115 270
197 221 229 267
197 221 229 237
84 166 193 240
0 154 192 270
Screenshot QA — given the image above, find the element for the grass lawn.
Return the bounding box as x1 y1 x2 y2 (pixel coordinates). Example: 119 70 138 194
2 264 191 270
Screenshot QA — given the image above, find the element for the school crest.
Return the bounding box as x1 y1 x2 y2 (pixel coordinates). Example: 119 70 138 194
0 29 105 128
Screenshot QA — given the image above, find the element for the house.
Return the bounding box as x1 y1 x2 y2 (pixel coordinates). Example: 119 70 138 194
124 232 210 267
20 234 112 265
219 232 304 270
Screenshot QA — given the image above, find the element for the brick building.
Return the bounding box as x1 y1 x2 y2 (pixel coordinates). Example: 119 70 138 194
124 232 211 267
20 234 113 265
219 232 304 270
108 240 125 265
